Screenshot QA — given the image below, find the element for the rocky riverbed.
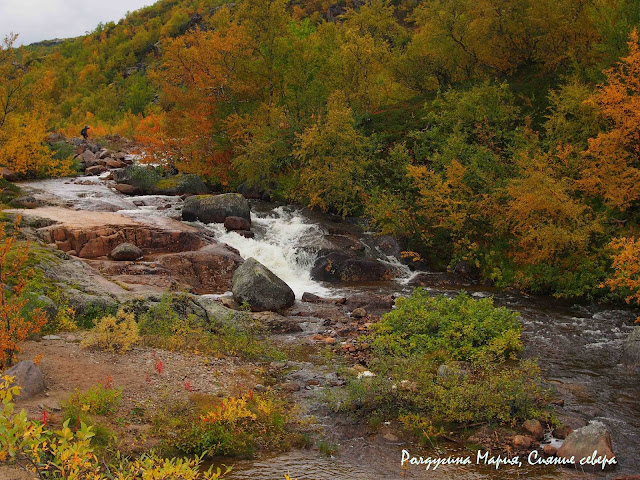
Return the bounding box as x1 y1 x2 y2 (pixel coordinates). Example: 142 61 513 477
2 146 639 479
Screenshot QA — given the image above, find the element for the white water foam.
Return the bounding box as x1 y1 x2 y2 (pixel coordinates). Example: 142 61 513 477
202 207 333 298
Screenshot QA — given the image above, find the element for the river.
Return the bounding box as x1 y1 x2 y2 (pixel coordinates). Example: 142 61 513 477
19 176 640 479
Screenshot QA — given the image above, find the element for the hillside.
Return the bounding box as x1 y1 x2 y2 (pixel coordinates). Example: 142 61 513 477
3 0 640 298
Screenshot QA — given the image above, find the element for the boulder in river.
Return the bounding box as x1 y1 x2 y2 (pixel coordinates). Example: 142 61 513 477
182 193 250 224
2 360 45 399
311 252 397 282
232 257 295 312
114 183 143 196
556 421 616 470
224 216 251 231
110 243 143 261
151 173 209 196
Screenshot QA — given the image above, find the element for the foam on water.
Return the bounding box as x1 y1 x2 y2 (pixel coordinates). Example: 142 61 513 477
202 206 333 298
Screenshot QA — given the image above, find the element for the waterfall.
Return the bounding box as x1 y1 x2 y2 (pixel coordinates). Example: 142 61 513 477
203 206 333 297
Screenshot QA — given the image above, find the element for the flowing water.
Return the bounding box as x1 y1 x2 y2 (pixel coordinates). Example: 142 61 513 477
19 177 640 479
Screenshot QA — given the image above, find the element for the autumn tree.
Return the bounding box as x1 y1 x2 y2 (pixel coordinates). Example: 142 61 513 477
143 20 251 180
496 148 604 267
605 236 640 319
579 30 640 210
0 218 47 369
0 34 72 177
293 93 372 215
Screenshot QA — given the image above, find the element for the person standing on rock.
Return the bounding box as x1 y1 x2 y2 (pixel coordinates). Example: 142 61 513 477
81 125 90 141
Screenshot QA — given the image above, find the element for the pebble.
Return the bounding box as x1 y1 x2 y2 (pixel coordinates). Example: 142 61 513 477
543 445 558 456
253 384 267 393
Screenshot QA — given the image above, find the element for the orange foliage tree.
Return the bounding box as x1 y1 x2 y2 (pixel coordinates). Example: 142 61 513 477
139 24 250 182
0 218 47 369
579 30 640 210
605 237 640 321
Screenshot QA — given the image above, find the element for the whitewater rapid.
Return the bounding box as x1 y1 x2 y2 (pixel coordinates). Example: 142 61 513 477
202 206 334 297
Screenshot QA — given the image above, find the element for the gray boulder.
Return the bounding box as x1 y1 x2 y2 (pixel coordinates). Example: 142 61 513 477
182 193 250 224
3 361 45 399
110 243 143 261
557 421 616 470
232 258 295 311
82 149 100 168
151 174 209 195
311 252 398 282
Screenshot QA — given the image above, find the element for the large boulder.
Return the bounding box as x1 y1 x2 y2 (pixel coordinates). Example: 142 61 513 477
232 258 295 311
82 149 100 168
110 243 143 261
3 361 45 399
152 174 209 195
311 252 398 282
557 421 616 470
65 289 118 316
182 194 250 224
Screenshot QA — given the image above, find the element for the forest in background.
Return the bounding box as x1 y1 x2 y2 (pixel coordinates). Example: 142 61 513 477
3 0 640 304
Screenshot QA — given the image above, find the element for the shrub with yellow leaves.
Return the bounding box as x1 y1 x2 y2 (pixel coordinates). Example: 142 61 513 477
82 308 139 353
0 375 231 480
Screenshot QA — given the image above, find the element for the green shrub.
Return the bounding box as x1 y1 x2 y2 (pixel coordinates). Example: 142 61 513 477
123 165 162 191
139 294 285 361
372 290 522 362
334 291 549 430
64 381 122 417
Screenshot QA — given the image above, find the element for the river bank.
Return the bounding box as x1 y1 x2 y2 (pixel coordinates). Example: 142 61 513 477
1 154 638 479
